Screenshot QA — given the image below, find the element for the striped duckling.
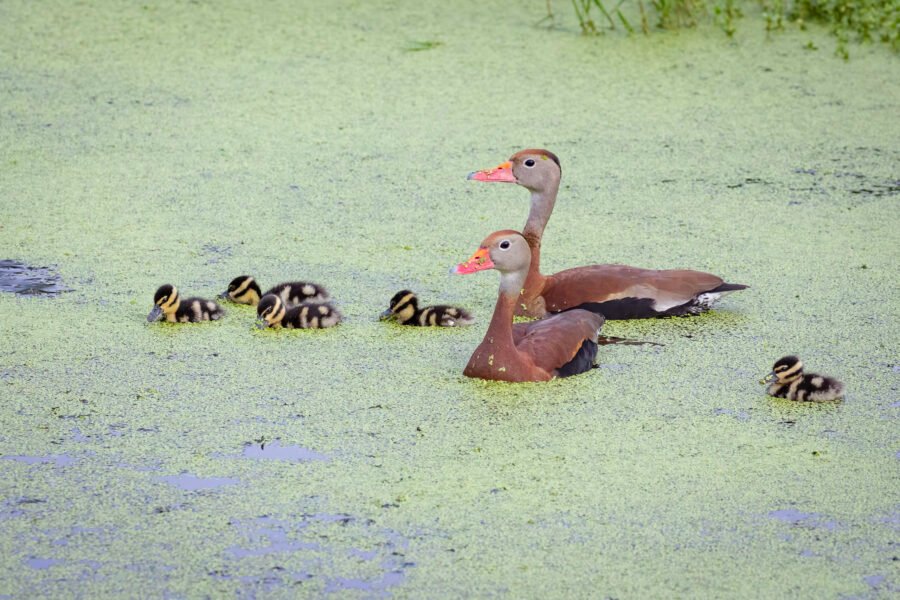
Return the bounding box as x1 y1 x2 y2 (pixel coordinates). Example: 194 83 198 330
762 355 845 402
380 290 474 327
222 275 329 307
148 284 224 323
256 294 341 329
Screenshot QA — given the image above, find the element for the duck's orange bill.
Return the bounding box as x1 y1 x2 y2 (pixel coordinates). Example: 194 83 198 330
452 247 494 275
466 161 516 183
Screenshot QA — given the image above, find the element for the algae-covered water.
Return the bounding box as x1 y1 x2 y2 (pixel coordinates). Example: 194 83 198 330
1 1 898 597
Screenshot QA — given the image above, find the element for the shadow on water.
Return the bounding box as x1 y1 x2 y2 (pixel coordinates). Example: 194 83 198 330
0 260 70 296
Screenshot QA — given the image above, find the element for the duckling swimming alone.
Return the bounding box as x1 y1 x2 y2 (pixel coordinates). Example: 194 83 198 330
762 355 844 401
380 290 475 327
256 294 341 329
222 275 330 307
148 284 224 323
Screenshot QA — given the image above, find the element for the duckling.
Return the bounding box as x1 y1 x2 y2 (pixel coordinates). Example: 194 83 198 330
221 275 330 307
762 355 844 402
380 290 475 327
147 284 224 323
256 294 341 329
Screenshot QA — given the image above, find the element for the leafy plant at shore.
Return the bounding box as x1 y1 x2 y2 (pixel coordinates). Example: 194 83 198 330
545 0 899 57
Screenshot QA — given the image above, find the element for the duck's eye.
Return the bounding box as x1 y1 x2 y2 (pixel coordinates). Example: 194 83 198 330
499 240 511 250
524 159 535 168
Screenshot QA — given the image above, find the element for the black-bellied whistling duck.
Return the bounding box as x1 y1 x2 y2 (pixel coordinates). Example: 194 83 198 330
221 275 329 307
380 290 475 327
148 284 224 323
256 294 341 329
468 149 747 319
762 356 845 401
452 230 604 382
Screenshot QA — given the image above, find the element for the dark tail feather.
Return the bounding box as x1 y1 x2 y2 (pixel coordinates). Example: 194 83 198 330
557 339 599 378
709 282 748 293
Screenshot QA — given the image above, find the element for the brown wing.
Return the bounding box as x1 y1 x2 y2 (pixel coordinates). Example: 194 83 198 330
542 264 724 312
512 309 604 374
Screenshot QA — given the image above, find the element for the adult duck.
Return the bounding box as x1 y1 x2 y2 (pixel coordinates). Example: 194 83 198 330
452 230 604 382
468 149 747 319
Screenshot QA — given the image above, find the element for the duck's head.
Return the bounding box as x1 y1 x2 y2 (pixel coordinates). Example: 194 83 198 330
221 275 262 305
762 355 804 384
452 230 531 294
148 284 179 322
256 294 286 329
467 149 561 194
380 290 418 322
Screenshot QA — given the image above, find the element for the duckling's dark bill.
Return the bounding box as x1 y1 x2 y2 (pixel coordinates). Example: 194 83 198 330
147 305 163 322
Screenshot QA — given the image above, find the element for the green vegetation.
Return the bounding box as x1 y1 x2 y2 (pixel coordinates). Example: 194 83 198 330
549 0 899 57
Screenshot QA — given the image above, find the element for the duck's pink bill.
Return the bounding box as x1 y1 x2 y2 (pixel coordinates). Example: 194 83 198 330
452 248 494 274
467 161 516 183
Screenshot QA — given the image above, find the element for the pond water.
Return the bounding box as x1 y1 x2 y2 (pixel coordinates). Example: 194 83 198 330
0 0 897 597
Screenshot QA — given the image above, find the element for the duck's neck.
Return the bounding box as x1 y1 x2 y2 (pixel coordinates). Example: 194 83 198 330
521 186 557 300
466 270 530 378
522 186 558 244
487 270 527 344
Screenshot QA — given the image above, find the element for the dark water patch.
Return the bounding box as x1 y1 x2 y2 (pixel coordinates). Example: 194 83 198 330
0 260 70 296
220 514 413 595
2 454 76 466
226 517 320 558
862 573 898 593
158 473 239 490
24 557 65 570
241 440 329 462
768 508 840 531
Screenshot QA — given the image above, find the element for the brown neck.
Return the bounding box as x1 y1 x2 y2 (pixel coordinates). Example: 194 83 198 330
465 271 534 379
522 186 558 245
521 186 557 285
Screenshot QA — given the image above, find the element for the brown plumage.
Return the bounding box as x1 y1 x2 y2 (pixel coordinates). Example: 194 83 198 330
468 149 747 319
453 230 604 382
256 294 341 330
380 290 475 327
147 284 224 323
221 275 329 307
762 355 844 402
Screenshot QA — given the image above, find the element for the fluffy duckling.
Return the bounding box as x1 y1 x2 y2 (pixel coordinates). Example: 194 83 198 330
762 355 844 402
380 290 475 327
148 284 224 323
256 294 341 329
221 275 330 307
